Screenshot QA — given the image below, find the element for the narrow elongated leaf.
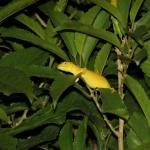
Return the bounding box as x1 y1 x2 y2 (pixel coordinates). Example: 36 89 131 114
0 28 68 60
10 42 24 51
90 0 124 27
133 11 150 39
17 125 59 150
74 6 110 65
128 112 150 143
117 0 131 26
143 0 150 10
94 43 111 74
50 74 76 108
56 21 121 48
74 6 101 55
20 65 59 79
38 0 55 16
125 128 142 149
59 122 73 150
0 0 40 23
0 107 10 124
16 14 46 39
82 11 110 65
5 103 28 114
54 0 68 12
88 122 101 149
100 89 129 119
131 142 150 150
0 66 33 102
0 134 17 150
140 57 150 78
130 0 144 24
133 48 147 65
0 47 49 66
125 75 150 126
140 41 150 78
73 117 88 150
49 10 77 58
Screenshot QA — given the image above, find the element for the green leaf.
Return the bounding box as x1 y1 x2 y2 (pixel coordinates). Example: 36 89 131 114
124 91 143 115
133 11 150 39
9 42 24 51
49 10 77 59
133 47 147 65
59 91 105 130
100 89 129 119
73 117 88 150
0 66 33 102
56 21 121 48
19 65 59 79
130 0 144 24
3 105 65 136
50 74 76 108
5 103 28 114
59 122 73 150
74 6 101 55
0 47 49 67
94 43 111 74
125 75 150 127
131 142 150 150
88 122 101 149
140 41 150 77
20 65 59 79
38 1 55 16
0 134 17 150
75 6 110 65
143 0 150 11
15 13 46 39
117 0 131 27
0 107 10 124
141 60 150 78
125 128 142 149
54 0 68 12
83 11 110 65
0 0 40 23
128 112 150 143
17 125 59 150
0 28 68 60
103 60 117 75
90 0 125 28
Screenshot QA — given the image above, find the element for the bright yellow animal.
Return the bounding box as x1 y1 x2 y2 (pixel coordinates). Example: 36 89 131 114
57 61 113 90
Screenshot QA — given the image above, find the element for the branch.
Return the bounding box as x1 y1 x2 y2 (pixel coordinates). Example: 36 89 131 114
89 88 118 137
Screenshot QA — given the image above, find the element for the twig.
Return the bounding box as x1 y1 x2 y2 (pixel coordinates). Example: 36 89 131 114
118 119 124 150
116 47 125 150
89 88 118 137
15 109 28 127
69 10 77 19
34 13 47 28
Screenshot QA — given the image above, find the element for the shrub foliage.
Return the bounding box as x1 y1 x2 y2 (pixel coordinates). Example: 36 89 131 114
0 0 150 149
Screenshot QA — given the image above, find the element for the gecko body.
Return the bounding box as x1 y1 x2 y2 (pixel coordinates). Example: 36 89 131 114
57 62 113 90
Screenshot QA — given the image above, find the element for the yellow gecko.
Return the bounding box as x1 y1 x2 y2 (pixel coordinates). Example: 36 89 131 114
57 61 113 90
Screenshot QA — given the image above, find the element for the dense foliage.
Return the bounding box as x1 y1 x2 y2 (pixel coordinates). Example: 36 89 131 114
0 0 150 149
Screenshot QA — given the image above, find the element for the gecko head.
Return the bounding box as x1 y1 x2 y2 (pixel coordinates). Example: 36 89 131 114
57 61 77 72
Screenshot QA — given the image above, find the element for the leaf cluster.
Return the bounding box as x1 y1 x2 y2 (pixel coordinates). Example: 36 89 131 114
0 0 150 149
